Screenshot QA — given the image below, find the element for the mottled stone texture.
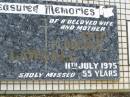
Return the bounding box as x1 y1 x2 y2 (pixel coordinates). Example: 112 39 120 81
0 1 119 80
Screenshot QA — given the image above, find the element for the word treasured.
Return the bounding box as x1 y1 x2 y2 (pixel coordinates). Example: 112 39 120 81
0 3 38 13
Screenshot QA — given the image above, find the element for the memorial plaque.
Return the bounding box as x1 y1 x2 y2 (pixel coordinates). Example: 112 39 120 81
0 2 119 80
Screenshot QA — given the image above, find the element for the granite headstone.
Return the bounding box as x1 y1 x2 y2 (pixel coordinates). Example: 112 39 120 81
0 1 119 80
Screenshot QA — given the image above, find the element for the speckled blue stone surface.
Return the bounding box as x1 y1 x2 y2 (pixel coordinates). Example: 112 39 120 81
0 1 119 80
